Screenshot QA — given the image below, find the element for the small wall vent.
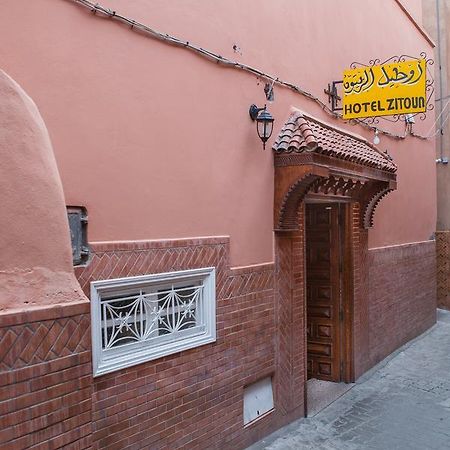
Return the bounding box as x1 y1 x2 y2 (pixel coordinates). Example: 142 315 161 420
243 376 274 425
67 206 89 266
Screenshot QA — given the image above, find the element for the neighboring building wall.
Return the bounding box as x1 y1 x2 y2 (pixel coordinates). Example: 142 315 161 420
436 231 450 308
368 241 436 367
423 0 450 309
400 0 425 23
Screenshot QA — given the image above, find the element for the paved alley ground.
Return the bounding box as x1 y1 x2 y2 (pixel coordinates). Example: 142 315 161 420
249 309 450 450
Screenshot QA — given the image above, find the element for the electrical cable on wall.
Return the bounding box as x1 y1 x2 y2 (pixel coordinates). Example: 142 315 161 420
67 0 434 141
426 99 450 138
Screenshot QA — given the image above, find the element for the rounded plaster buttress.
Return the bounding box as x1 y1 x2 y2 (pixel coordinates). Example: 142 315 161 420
0 71 86 312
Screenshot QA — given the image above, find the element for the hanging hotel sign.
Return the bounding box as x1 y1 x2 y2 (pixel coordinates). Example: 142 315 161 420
342 59 426 119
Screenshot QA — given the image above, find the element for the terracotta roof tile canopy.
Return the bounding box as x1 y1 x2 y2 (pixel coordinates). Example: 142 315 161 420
273 109 397 230
273 110 397 173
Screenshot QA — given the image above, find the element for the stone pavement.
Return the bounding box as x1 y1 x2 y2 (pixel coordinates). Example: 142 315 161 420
249 309 450 450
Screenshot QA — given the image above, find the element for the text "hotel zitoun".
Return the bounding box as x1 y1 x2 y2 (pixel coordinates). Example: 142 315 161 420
342 59 427 120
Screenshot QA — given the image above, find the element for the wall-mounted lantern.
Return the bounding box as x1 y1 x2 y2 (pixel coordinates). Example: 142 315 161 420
249 104 274 150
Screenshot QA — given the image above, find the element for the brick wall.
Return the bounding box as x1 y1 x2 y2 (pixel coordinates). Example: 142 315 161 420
274 208 306 416
0 302 92 449
1 236 436 449
436 231 450 310
75 237 291 450
351 204 371 379
368 240 436 367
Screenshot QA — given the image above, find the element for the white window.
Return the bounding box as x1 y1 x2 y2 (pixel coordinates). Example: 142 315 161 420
91 267 216 376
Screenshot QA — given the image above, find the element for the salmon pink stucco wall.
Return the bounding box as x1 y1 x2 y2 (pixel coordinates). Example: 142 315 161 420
398 0 424 24
0 0 436 266
0 71 86 312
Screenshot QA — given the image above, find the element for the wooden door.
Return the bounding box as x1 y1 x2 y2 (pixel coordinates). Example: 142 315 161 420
306 203 341 382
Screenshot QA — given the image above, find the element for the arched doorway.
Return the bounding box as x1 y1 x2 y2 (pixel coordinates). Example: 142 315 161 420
272 109 397 416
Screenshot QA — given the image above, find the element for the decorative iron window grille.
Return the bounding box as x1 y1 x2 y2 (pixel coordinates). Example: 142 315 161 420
91 268 216 376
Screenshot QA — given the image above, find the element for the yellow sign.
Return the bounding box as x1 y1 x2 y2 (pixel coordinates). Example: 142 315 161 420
342 59 426 119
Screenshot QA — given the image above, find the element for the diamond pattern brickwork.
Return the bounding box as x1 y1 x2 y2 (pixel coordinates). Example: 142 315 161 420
0 314 90 372
0 303 92 449
219 265 274 300
436 231 450 310
75 238 230 298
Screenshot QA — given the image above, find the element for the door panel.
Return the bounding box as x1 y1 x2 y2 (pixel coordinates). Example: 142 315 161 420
306 203 341 382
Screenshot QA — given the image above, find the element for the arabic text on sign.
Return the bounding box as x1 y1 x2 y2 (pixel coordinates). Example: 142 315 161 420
342 59 426 119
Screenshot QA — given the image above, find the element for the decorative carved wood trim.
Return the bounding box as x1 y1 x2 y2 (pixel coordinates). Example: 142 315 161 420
359 182 396 228
273 114 397 231
275 163 397 230
278 174 323 230
275 152 395 182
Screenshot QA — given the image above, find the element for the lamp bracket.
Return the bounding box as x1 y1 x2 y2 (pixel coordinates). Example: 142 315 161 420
249 104 266 121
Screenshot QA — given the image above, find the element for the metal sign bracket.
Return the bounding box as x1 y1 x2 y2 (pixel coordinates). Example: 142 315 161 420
324 81 343 112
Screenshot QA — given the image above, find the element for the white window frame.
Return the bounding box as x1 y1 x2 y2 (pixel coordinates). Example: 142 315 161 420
91 267 216 377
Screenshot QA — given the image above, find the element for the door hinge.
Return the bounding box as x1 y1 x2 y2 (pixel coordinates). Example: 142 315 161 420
339 309 344 322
